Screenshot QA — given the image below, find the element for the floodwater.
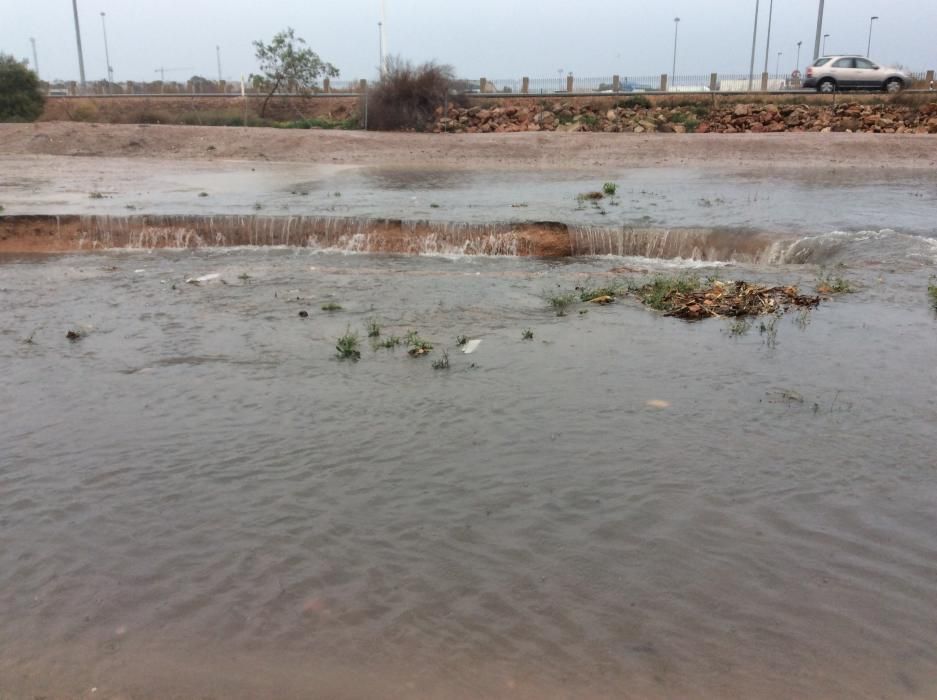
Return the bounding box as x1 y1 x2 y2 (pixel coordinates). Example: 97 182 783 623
2 248 937 699
3 155 937 234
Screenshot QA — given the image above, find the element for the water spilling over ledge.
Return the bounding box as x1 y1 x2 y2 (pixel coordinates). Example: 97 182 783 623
1 214 934 265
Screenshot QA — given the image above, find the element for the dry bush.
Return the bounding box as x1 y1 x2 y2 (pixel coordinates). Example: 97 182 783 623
367 57 460 131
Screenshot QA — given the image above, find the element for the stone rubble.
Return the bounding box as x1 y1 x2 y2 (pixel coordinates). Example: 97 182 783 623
431 101 937 134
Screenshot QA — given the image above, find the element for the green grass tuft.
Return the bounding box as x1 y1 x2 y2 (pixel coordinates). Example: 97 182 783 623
322 302 343 312
335 329 361 361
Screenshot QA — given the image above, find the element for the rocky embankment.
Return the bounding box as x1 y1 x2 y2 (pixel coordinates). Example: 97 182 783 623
434 101 937 134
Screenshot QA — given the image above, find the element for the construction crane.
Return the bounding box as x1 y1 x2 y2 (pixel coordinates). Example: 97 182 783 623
154 66 194 92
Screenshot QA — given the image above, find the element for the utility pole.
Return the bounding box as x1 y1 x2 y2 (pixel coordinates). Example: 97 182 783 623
762 0 775 80
30 37 39 79
748 0 761 92
379 0 387 76
796 40 802 72
776 52 782 80
812 0 825 60
100 12 113 88
72 0 86 90
823 33 830 55
216 45 223 83
867 16 879 57
671 17 680 91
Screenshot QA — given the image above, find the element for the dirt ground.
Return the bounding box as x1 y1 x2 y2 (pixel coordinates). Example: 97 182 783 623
2 121 936 170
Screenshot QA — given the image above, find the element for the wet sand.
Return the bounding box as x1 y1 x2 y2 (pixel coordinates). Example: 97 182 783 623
2 121 937 170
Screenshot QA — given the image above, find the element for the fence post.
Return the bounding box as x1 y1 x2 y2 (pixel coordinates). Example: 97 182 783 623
522 76 529 94
761 72 769 91
480 77 487 93
612 75 620 92
660 74 668 91
566 74 574 93
709 73 718 91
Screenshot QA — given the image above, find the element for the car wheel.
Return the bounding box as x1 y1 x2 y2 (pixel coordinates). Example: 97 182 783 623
818 78 836 94
884 78 903 93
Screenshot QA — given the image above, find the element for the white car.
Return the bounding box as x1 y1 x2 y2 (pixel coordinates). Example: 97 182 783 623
803 55 911 93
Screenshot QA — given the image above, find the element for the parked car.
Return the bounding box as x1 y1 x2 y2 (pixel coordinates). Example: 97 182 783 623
803 56 911 93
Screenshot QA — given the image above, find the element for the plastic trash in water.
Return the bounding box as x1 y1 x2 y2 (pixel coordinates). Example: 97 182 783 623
185 273 221 284
462 339 482 354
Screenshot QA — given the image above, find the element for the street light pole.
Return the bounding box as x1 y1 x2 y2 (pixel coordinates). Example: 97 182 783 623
71 0 86 90
812 0 825 60
100 12 113 88
748 0 761 92
762 0 775 80
867 16 879 57
671 17 680 91
823 33 830 55
30 37 39 79
796 40 802 71
379 0 387 76
216 45 223 83
776 52 782 80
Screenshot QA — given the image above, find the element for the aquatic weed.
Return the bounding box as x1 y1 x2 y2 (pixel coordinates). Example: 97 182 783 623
928 278 937 311
759 314 781 348
366 318 381 337
456 335 468 346
522 328 534 340
815 271 854 294
406 331 433 356
322 302 343 312
431 351 450 370
632 275 701 312
546 291 579 316
376 335 401 349
602 182 618 196
727 318 752 336
578 281 625 302
335 329 361 361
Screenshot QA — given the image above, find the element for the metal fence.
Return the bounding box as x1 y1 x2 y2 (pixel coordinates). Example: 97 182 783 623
43 67 935 97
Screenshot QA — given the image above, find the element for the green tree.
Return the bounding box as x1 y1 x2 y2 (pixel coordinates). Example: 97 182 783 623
0 54 45 122
250 28 338 117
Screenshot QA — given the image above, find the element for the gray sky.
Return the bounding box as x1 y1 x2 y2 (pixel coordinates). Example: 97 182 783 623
3 0 935 84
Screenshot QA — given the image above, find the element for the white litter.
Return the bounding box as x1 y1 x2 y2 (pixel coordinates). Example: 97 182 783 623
185 273 221 284
462 339 482 354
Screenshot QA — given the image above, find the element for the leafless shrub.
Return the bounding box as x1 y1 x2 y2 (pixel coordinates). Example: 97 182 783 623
367 57 460 131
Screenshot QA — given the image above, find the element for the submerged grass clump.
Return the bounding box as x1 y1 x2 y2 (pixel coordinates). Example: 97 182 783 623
322 302 343 312
522 328 534 340
632 275 701 312
816 272 854 295
602 182 618 196
406 331 433 357
547 291 579 316
578 281 626 302
431 351 450 370
336 329 361 361
927 279 937 310
366 318 381 337
456 334 468 346
376 335 402 349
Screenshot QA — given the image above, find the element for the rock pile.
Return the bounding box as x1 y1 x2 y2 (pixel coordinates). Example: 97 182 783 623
432 101 937 134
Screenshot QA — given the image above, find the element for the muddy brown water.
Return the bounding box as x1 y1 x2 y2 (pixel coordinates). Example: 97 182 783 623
1 248 937 699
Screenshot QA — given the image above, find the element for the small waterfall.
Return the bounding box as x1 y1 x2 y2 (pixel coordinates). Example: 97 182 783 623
569 225 789 263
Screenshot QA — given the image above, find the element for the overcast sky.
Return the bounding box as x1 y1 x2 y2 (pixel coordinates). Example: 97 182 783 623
3 0 935 84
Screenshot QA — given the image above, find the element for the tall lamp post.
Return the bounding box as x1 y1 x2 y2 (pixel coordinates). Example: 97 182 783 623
100 12 113 88
776 52 783 81
823 33 830 55
671 17 680 91
867 16 879 57
812 0 825 60
216 45 222 83
748 0 761 92
30 37 39 79
71 0 86 90
762 0 775 87
796 40 803 72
